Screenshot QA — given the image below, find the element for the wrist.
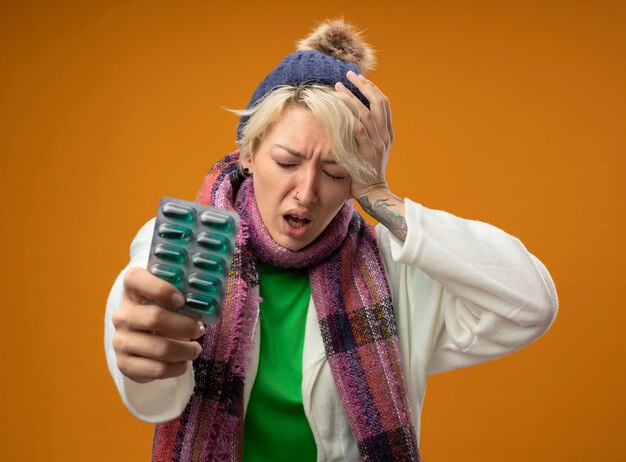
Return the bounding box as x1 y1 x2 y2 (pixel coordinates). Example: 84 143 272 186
352 181 389 201
355 188 407 241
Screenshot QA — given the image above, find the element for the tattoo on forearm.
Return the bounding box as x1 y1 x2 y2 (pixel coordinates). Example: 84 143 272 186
358 197 407 242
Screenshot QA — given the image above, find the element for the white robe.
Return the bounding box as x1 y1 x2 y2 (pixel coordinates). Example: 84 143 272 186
104 198 558 461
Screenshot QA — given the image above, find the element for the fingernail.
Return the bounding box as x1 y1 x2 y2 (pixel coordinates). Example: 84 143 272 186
197 321 205 333
347 70 357 78
335 81 346 90
171 292 184 307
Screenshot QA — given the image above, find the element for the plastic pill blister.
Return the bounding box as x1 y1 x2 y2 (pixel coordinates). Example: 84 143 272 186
147 197 240 324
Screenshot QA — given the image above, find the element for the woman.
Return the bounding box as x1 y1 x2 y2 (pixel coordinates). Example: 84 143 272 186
105 19 558 462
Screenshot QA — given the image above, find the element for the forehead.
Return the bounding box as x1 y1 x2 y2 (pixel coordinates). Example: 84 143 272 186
266 106 332 150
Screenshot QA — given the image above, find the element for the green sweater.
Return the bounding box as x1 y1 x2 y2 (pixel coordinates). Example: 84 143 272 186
242 262 317 461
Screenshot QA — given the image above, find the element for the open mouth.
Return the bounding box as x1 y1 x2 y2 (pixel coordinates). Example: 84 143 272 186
284 214 311 228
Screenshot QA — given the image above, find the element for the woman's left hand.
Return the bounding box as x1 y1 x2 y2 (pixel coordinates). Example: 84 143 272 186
335 70 394 199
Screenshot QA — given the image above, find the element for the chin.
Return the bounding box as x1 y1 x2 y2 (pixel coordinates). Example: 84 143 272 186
281 239 308 251
275 233 316 251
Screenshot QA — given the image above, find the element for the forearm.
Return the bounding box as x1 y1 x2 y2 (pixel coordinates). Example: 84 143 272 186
356 188 407 241
104 219 194 422
378 199 558 373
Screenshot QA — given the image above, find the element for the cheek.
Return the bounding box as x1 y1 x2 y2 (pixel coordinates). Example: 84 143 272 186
334 182 352 204
252 176 269 206
324 187 352 218
251 172 282 225
253 167 280 198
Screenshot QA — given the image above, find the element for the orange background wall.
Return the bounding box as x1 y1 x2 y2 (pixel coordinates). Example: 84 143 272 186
1 1 624 460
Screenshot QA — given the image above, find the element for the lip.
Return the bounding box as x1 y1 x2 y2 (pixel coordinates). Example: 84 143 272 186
282 209 313 240
283 208 313 222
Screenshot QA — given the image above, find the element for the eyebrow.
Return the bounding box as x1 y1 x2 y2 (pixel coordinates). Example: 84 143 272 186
275 144 339 165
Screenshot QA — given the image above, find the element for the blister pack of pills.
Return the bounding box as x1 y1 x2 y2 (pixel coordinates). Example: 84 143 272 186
147 197 240 324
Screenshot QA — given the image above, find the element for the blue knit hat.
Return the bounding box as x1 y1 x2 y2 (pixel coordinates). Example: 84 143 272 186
237 19 376 139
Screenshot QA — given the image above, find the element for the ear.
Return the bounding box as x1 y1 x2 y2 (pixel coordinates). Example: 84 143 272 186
241 153 253 173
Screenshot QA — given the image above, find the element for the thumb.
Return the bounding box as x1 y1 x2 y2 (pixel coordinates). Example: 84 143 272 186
123 267 185 309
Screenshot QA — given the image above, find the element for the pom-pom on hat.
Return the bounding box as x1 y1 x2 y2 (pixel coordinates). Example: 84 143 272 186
237 18 376 139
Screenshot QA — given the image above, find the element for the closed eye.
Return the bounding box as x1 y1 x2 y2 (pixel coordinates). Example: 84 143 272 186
276 161 297 169
277 161 347 181
322 170 347 181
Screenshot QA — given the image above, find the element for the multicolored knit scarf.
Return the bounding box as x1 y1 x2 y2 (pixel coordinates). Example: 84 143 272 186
152 152 420 461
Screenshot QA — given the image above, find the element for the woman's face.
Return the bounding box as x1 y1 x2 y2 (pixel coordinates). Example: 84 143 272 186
243 106 352 251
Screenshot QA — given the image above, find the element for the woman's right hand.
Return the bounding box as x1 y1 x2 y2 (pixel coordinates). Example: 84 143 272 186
111 267 205 383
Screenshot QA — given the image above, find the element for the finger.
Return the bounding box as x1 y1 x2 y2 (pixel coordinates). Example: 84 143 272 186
345 71 390 138
385 97 394 143
362 78 393 141
123 267 185 309
115 353 189 382
346 70 385 102
113 301 205 340
113 329 202 363
335 81 379 141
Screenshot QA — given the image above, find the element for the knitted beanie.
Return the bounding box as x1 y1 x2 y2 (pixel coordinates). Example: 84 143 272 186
237 18 376 139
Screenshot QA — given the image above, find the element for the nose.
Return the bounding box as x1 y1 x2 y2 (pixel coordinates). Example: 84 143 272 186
294 166 318 206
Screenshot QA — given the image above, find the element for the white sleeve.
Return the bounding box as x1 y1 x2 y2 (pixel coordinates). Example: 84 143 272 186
378 199 558 375
104 218 195 423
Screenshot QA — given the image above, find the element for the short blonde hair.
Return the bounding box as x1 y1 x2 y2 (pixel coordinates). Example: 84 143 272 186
232 85 376 184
